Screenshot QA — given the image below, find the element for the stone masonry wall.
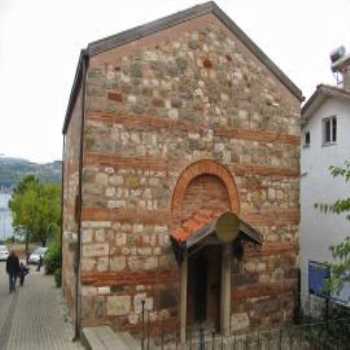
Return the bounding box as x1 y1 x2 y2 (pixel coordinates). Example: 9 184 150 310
62 90 83 322
78 13 300 335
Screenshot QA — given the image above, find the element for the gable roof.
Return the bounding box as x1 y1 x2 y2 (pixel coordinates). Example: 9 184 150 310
171 209 263 247
301 84 350 126
170 209 263 262
63 1 303 134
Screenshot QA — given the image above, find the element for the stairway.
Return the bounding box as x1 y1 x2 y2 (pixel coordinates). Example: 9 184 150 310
81 326 141 350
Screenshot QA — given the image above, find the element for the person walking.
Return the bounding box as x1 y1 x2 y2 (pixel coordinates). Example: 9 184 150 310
6 250 20 293
37 254 43 272
19 262 29 287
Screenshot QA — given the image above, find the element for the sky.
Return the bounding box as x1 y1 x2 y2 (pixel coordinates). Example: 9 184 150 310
0 0 349 163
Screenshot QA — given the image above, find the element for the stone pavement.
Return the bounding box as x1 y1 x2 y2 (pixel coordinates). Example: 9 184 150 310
0 262 82 350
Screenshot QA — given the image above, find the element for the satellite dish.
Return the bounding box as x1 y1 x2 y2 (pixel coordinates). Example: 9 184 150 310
330 46 346 64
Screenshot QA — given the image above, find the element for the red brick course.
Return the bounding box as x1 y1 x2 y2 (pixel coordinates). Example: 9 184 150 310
87 112 300 146
81 270 179 287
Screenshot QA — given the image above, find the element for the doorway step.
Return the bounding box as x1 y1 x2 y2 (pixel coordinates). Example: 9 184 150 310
81 326 140 350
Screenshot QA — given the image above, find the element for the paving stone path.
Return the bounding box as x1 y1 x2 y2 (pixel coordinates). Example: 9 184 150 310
0 262 82 350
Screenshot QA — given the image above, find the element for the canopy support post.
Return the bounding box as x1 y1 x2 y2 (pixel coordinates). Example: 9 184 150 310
180 251 188 345
221 243 231 337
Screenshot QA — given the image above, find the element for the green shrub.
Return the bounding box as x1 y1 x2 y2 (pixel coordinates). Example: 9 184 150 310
54 268 62 288
44 242 61 275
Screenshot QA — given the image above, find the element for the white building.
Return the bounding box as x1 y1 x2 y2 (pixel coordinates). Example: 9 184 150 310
301 48 350 310
0 192 13 240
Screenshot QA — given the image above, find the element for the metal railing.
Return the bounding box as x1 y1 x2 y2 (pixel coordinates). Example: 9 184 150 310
140 301 350 350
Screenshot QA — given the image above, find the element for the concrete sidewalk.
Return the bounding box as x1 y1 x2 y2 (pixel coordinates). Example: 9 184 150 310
0 262 82 350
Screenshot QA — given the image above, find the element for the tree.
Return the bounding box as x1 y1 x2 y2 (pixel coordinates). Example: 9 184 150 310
315 161 350 295
9 176 61 249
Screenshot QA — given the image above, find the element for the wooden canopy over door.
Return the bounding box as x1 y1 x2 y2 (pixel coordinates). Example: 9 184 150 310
171 210 263 344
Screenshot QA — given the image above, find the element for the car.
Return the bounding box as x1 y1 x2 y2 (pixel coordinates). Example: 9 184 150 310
0 245 9 261
28 247 48 265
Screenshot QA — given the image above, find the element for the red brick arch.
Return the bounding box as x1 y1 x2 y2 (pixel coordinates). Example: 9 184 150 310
171 160 240 219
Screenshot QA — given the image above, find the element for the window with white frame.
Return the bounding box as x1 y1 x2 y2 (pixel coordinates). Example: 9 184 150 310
322 116 337 145
304 131 310 147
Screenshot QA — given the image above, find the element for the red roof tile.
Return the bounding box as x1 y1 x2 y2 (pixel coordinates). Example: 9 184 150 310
171 209 222 242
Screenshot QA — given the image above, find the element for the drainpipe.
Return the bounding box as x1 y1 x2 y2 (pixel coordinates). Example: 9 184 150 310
74 49 89 340
60 136 65 287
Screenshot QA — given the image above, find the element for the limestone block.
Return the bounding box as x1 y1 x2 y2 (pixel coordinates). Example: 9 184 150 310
115 233 127 246
214 143 225 153
143 189 152 200
126 175 140 189
95 229 106 242
112 222 121 230
154 225 168 234
97 286 110 295
128 256 143 271
116 188 123 198
134 293 146 314
133 224 144 234
153 247 161 255
221 93 229 101
97 257 109 272
109 175 124 186
96 173 108 186
107 200 125 208
110 256 126 271
84 183 103 195
231 313 250 332
134 293 154 314
277 190 284 200
128 313 139 325
259 274 270 284
268 188 276 201
104 167 115 174
81 258 96 272
122 247 130 255
144 257 158 270
81 286 98 297
158 234 170 247
131 132 140 143
107 295 131 316
168 108 178 120
257 262 267 273
82 229 93 243
137 247 152 256
128 95 137 104
105 187 116 197
245 262 256 273
83 243 109 257
82 221 112 229
149 178 160 187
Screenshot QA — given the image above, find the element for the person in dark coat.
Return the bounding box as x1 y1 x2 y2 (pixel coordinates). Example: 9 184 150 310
6 250 20 293
37 254 43 272
19 262 29 287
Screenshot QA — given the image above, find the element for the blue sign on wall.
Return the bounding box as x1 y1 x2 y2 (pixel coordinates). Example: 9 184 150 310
308 260 330 298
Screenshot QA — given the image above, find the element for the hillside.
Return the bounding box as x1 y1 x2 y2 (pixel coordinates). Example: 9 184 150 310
0 157 61 189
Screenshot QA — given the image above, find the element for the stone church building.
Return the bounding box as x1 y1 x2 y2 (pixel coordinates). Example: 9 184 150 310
62 1 302 343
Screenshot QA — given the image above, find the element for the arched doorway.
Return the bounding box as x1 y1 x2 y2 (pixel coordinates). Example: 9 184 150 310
171 160 241 342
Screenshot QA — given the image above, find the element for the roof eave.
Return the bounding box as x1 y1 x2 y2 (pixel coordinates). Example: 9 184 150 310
210 3 303 102
87 2 217 57
301 86 326 126
301 84 350 127
62 51 86 135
